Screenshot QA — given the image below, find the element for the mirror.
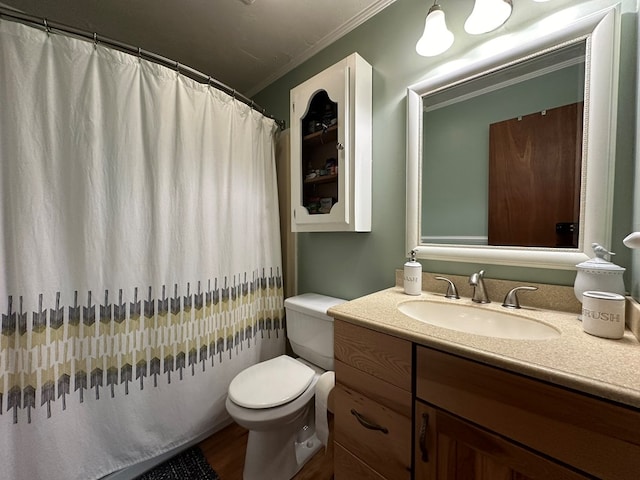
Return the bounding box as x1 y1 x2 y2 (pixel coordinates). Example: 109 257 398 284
422 43 585 249
406 6 619 269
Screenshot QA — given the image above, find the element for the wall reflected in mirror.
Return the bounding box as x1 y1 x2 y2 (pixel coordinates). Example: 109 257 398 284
421 42 586 248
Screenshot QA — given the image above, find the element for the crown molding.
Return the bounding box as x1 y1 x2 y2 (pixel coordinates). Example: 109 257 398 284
245 0 397 97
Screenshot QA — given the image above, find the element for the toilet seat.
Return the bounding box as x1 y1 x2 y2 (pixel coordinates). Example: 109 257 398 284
228 355 315 409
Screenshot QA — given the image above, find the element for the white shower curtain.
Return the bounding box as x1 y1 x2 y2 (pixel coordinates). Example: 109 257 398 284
0 19 285 480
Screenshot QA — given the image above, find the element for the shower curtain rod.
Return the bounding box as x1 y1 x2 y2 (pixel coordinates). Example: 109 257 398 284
0 7 286 130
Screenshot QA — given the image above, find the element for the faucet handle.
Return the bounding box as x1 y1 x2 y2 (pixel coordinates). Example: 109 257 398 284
502 286 538 309
434 276 460 299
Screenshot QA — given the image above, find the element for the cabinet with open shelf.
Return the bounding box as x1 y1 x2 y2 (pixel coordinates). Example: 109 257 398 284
290 53 371 232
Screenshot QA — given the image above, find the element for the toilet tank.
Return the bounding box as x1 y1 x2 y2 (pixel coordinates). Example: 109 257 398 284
284 293 346 371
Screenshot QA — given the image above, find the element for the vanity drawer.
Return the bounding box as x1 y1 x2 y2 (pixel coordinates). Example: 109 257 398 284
334 320 412 392
416 346 640 480
335 358 412 417
334 383 411 480
335 443 387 480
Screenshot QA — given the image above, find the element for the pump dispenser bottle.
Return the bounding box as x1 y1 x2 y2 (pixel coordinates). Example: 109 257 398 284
404 249 422 295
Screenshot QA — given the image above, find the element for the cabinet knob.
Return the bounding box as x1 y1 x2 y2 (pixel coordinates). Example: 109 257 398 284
336 142 345 150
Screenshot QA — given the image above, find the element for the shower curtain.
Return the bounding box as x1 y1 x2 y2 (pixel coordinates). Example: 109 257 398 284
0 19 285 480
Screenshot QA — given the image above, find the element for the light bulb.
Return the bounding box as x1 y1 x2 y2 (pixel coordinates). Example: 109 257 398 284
624 232 640 249
416 5 454 57
464 0 513 35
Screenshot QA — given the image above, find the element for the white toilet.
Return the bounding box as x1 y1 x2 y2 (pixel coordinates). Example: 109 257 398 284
225 293 345 480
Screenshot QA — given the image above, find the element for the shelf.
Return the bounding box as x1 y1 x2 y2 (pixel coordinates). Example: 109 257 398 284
302 125 338 147
304 173 338 185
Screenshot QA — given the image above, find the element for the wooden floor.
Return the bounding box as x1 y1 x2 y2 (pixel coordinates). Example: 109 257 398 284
198 417 334 480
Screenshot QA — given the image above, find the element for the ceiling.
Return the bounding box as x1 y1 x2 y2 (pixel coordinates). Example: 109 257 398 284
0 0 397 96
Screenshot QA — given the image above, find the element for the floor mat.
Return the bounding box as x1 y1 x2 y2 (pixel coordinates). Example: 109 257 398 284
136 446 220 480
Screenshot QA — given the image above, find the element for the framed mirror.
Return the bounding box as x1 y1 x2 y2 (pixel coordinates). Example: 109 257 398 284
406 6 619 270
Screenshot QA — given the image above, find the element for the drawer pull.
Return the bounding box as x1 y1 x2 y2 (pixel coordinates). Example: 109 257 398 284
350 409 389 434
419 412 429 462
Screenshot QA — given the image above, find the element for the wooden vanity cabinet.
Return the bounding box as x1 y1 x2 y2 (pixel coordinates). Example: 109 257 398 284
333 321 640 479
415 346 640 480
414 402 588 479
333 320 412 480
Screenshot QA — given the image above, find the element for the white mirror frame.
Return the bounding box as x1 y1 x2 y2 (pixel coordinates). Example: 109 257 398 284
406 6 620 270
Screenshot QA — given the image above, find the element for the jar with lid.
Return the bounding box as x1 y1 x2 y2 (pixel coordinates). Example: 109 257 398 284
574 243 626 303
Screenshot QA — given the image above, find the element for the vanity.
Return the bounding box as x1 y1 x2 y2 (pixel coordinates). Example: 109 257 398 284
329 281 640 480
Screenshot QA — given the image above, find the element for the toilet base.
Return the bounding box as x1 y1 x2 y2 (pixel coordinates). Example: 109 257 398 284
294 432 322 468
242 403 322 480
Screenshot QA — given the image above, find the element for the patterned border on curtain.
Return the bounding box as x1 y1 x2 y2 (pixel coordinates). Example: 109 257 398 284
0 18 285 480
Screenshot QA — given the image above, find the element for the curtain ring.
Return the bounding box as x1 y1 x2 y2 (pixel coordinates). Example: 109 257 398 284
232 89 236 99
93 32 98 49
137 47 142 60
175 61 180 72
43 19 50 35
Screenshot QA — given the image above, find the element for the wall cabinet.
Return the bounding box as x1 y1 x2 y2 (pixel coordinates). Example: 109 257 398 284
290 53 372 232
333 320 412 479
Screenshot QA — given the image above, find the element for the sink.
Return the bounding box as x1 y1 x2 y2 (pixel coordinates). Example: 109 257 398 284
398 301 560 340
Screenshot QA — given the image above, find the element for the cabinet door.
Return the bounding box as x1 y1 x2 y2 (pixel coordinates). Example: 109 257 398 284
291 60 347 230
416 346 640 479
290 53 371 232
414 402 589 480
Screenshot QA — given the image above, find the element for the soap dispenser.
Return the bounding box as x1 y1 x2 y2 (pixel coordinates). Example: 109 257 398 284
574 243 626 303
404 249 422 296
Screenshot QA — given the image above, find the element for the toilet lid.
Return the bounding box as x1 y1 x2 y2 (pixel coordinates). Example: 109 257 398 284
228 355 315 409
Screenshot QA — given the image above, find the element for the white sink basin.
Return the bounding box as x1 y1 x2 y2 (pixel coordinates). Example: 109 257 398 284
398 301 560 340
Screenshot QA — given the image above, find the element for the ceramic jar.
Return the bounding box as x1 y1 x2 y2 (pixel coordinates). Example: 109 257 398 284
574 243 626 303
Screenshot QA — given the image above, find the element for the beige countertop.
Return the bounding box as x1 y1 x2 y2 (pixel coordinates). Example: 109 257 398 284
328 286 640 409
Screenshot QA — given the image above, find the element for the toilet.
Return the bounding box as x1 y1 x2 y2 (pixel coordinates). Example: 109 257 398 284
225 293 346 480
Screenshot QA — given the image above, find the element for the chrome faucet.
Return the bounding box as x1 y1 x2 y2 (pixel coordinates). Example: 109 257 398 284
469 270 490 303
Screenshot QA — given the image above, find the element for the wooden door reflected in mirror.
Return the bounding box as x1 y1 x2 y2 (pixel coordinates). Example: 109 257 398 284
488 102 583 248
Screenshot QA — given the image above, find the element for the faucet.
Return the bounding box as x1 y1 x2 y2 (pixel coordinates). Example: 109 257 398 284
469 270 490 304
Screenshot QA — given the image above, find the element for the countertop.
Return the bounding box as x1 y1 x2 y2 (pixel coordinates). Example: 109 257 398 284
328 286 640 409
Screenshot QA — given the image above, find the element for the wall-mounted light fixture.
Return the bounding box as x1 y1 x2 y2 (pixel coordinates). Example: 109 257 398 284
464 0 513 35
416 0 519 57
415 1 455 57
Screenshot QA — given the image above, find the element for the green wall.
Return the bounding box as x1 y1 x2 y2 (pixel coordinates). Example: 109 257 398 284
632 5 640 299
254 0 637 301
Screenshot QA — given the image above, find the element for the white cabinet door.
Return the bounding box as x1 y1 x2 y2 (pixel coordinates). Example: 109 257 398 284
290 53 371 232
